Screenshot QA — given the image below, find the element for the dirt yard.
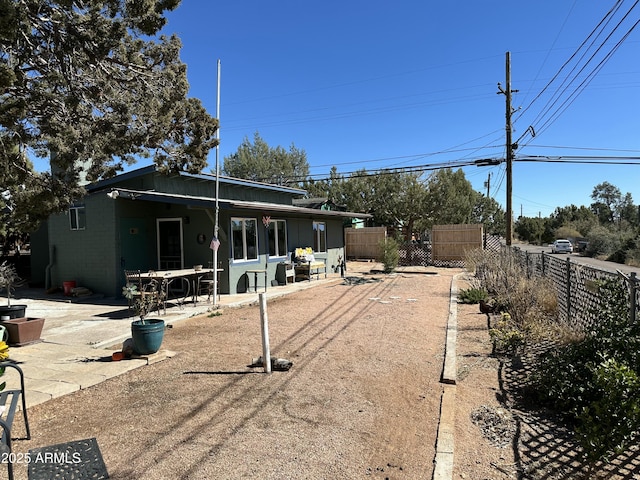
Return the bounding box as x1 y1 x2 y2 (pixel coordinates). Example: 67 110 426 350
7 264 639 479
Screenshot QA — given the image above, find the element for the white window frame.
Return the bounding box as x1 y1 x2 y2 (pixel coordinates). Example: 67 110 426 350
313 221 326 253
69 205 86 231
268 219 288 258
231 217 258 262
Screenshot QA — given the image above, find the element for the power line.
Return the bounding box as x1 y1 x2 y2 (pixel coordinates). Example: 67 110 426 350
513 0 626 125
513 1 640 147
517 155 640 165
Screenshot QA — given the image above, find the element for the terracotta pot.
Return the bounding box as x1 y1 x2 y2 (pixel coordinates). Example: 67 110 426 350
0 317 45 346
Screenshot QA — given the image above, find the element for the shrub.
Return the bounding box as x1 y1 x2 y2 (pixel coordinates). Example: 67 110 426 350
575 357 640 462
458 287 488 304
531 278 640 461
464 248 558 328
489 312 526 355
585 225 620 258
379 237 399 273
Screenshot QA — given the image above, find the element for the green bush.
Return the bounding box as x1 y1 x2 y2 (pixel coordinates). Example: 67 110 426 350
585 225 621 258
575 357 640 461
380 237 399 273
458 287 488 304
531 279 640 461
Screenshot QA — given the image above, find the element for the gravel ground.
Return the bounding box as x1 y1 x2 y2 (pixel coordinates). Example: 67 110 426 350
12 265 458 480
9 265 639 480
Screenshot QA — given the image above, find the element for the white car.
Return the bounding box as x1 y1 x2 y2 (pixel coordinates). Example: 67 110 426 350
551 239 573 254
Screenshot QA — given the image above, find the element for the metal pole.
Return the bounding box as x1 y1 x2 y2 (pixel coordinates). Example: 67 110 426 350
259 293 272 374
213 59 221 306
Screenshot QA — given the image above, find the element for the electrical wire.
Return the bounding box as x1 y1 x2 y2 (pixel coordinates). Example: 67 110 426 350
531 9 640 139
513 0 626 126
517 0 579 109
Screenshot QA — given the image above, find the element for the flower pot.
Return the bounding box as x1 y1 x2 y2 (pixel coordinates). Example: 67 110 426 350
131 319 165 355
63 281 77 296
0 304 27 320
0 317 45 346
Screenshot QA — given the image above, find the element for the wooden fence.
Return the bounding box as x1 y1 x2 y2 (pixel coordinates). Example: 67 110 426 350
344 227 386 260
431 224 483 261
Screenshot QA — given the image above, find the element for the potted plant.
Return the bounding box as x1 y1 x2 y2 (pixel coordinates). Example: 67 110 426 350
0 261 45 346
122 283 165 355
0 261 27 319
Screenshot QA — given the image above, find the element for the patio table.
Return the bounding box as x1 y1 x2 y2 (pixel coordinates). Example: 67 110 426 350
141 268 212 312
245 269 267 293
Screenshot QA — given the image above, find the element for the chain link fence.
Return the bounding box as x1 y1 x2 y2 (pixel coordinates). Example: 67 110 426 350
398 234 503 268
510 246 640 331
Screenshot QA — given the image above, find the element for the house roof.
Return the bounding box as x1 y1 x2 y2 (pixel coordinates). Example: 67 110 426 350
87 165 307 196
106 188 372 219
292 197 347 211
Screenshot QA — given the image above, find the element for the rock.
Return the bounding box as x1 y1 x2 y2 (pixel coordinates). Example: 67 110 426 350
249 356 293 371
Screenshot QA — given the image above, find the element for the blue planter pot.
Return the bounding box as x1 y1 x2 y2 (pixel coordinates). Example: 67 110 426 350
131 318 165 355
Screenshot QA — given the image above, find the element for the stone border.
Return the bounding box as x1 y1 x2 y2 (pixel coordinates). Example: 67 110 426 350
432 273 463 479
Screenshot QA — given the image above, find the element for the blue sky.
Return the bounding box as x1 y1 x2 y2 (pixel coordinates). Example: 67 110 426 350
69 2 640 217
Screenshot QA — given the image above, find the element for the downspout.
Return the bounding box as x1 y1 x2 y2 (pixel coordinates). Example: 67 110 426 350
45 245 56 290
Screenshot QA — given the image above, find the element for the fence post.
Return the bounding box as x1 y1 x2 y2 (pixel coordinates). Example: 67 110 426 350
566 257 572 323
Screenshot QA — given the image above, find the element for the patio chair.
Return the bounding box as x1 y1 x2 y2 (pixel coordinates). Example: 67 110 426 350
124 270 162 315
196 265 220 303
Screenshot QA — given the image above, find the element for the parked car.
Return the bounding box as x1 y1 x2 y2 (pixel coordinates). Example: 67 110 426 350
551 239 573 254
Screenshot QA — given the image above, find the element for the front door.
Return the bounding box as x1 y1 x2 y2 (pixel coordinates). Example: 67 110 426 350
120 217 153 272
157 218 184 270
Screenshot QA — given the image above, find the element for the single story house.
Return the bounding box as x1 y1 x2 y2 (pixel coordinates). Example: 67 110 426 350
30 165 370 297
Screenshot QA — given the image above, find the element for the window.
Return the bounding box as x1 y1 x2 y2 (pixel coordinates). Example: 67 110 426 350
268 220 287 258
69 205 86 230
313 221 326 253
231 217 258 261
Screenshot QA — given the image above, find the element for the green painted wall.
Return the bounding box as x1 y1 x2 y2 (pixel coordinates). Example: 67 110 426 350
46 192 118 295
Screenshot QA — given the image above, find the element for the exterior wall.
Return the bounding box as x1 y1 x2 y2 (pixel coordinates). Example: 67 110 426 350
223 212 345 294
116 201 227 295
35 169 354 297
46 192 119 295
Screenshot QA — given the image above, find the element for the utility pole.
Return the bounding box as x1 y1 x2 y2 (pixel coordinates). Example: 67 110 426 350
497 51 517 246
484 172 491 249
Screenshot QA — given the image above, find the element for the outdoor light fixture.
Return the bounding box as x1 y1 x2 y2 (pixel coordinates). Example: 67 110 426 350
107 190 119 199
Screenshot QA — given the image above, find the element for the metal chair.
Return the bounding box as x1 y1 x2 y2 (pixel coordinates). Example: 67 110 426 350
123 270 161 316
196 265 220 303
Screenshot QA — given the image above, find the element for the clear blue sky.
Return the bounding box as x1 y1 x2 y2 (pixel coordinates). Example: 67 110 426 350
79 2 640 217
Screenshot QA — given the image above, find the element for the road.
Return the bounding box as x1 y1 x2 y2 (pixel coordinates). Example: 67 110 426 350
511 243 640 277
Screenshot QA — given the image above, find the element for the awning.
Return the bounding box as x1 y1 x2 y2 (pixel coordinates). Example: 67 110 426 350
105 187 372 219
